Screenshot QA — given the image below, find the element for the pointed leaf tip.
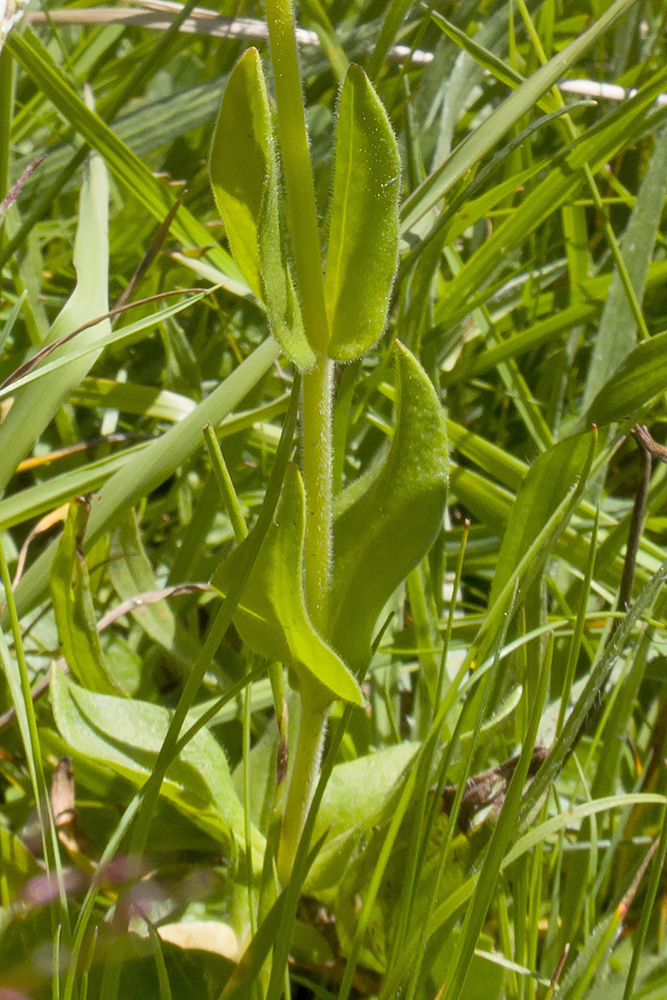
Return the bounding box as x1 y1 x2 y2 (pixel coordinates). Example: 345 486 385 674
324 65 401 362
331 343 448 669
209 50 314 370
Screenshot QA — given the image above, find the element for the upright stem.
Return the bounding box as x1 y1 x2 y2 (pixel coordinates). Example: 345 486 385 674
276 358 333 884
264 0 334 884
276 681 327 886
265 0 329 354
0 48 12 205
302 355 333 632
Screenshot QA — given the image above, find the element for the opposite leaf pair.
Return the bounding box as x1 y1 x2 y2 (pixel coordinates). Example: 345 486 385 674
209 50 401 368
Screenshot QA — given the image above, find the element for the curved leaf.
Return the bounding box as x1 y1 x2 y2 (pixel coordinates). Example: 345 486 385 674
330 342 448 669
208 48 268 301
209 49 313 369
0 148 109 497
582 123 667 409
585 327 667 427
50 497 122 696
212 463 363 707
324 65 400 362
489 431 595 605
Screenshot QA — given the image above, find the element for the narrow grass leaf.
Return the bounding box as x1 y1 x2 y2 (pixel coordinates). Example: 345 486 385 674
425 793 665 945
7 30 248 294
490 432 595 605
10 336 279 619
583 122 667 408
0 292 208 403
400 0 641 236
0 148 108 495
440 633 552 1000
50 497 121 695
432 69 667 323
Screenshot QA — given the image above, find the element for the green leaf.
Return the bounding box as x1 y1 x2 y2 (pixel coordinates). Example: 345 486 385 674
11 336 279 620
305 741 419 893
585 327 667 427
582 123 667 409
50 667 264 862
209 49 313 370
211 463 363 707
489 432 595 605
330 342 448 669
50 497 121 696
208 49 268 301
7 29 246 294
108 511 205 680
324 65 400 362
400 0 645 237
316 742 419 841
109 511 188 659
0 149 109 497
431 67 667 326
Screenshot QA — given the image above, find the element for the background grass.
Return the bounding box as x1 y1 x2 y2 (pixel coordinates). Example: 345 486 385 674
1 0 667 998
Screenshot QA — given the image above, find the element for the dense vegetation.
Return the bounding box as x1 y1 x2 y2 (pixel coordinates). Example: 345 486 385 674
1 0 667 997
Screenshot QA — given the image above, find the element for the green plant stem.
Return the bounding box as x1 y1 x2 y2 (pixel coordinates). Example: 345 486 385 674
302 354 333 631
0 45 13 262
264 0 337 892
265 0 329 354
0 47 12 203
276 680 328 886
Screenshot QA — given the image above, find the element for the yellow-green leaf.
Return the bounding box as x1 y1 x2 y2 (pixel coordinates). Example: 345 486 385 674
209 49 314 370
212 464 363 707
331 343 448 670
50 497 122 695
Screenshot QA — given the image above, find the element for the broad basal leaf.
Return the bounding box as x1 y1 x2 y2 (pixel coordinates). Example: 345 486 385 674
211 463 363 708
209 48 313 370
50 668 264 862
330 342 448 670
324 64 400 362
306 742 420 893
51 497 122 696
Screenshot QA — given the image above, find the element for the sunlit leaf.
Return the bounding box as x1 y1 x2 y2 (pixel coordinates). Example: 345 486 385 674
209 49 314 369
50 497 121 696
489 432 596 605
585 327 667 427
212 463 363 707
331 342 448 670
51 668 265 862
324 65 400 362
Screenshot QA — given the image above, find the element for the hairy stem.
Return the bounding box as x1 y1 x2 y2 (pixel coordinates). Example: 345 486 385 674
277 682 328 886
302 355 334 632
